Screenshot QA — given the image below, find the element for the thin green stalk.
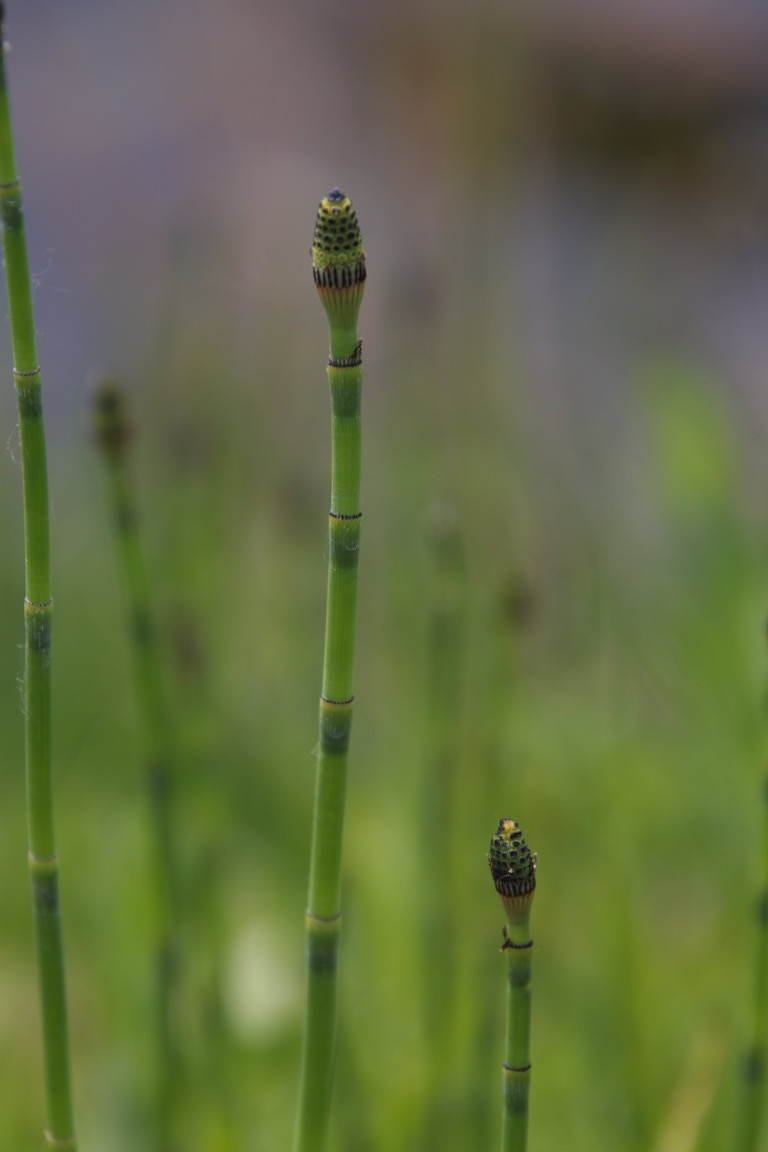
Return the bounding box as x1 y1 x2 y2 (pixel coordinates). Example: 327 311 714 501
0 10 77 1149
735 799 768 1152
735 624 768 1152
421 504 466 1031
294 189 366 1152
489 819 537 1152
419 507 467 1141
93 382 178 1152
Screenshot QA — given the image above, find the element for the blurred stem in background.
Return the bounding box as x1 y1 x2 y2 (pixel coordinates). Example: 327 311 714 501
93 381 180 1152
489 819 537 1152
735 622 768 1152
420 504 466 1134
0 10 78 1149
294 190 366 1152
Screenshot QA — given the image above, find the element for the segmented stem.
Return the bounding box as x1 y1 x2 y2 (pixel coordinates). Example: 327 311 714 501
489 819 536 1152
93 382 178 1152
0 13 77 1149
294 191 366 1152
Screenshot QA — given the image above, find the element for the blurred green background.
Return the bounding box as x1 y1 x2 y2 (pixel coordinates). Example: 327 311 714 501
1 1 768 1149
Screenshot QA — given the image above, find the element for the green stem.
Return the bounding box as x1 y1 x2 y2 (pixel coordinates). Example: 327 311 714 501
489 819 536 1152
735 863 768 1152
93 383 178 1152
501 911 533 1152
295 191 366 1152
734 622 768 1152
0 13 77 1149
419 508 467 1140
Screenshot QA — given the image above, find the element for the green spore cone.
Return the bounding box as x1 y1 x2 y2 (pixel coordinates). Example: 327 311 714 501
311 189 366 330
489 817 537 909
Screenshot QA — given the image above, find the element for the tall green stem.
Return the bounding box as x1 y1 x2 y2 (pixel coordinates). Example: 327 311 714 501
294 190 366 1152
0 11 77 1149
734 622 768 1152
93 382 178 1152
735 798 768 1152
489 819 537 1152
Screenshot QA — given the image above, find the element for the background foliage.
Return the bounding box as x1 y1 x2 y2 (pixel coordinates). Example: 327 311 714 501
1 2 768 1149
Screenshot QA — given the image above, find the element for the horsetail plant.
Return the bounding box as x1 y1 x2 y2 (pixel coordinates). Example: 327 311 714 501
294 189 366 1152
0 10 78 1149
489 819 537 1152
733 620 768 1152
93 381 179 1152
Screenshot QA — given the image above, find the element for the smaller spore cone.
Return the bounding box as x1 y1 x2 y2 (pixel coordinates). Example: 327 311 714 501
311 188 366 326
489 818 536 917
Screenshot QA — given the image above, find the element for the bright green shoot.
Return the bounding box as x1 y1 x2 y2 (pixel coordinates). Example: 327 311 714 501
489 818 537 1152
0 9 77 1149
93 381 179 1152
294 189 366 1152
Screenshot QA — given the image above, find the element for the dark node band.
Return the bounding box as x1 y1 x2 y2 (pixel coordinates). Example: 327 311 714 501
306 918 340 973
115 503 138 534
320 693 354 707
17 387 43 420
503 1063 532 1074
744 1046 764 1082
0 194 23 230
13 365 41 378
147 759 171 799
24 596 53 608
757 890 768 925
32 874 60 914
328 340 363 369
329 510 362 521
132 607 153 647
502 938 533 951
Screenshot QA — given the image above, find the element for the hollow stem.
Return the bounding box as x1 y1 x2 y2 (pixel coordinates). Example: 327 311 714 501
93 382 178 1152
0 12 77 1149
294 190 366 1152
